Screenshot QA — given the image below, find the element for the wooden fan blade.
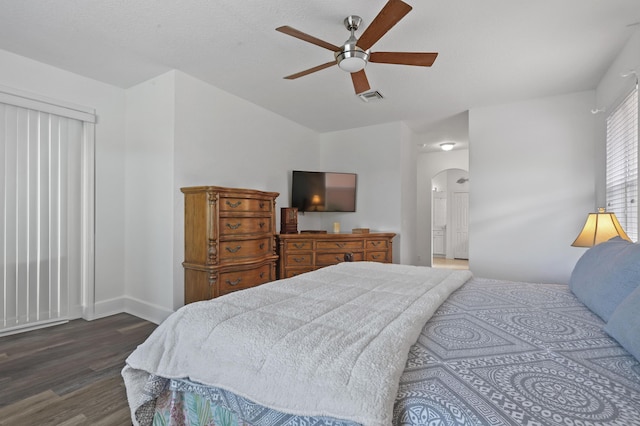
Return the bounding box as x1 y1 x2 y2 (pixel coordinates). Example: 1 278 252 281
276 26 340 51
369 52 438 67
357 0 412 51
351 70 371 94
284 61 337 80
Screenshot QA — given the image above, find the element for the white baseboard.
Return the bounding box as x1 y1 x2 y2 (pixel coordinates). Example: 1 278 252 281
91 297 126 320
92 296 174 325
124 296 174 324
0 298 173 336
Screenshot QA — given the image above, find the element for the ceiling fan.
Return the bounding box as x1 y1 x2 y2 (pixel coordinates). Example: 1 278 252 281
276 0 438 95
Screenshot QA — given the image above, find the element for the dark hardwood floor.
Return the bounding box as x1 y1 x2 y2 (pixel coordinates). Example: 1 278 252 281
0 313 157 425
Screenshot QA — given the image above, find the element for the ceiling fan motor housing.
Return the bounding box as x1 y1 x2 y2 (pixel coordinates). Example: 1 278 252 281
336 15 369 72
344 15 362 31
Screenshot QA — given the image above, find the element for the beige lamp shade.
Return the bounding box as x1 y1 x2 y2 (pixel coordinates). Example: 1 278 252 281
572 208 632 247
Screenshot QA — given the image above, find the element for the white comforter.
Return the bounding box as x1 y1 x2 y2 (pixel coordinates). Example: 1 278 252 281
123 262 472 426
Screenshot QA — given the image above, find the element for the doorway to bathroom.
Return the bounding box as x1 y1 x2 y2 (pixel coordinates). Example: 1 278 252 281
431 168 469 269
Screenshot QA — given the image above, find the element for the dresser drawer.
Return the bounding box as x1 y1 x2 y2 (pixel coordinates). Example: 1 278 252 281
276 232 395 280
220 197 272 213
219 237 271 262
316 240 363 251
366 251 388 262
218 263 272 295
316 251 364 266
285 253 313 267
367 239 389 250
220 217 272 236
284 267 314 278
285 240 313 251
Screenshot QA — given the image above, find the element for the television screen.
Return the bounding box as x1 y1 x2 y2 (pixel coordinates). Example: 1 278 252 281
291 170 357 212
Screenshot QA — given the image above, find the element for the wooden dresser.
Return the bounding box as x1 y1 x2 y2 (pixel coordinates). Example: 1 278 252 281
181 186 279 304
276 232 395 279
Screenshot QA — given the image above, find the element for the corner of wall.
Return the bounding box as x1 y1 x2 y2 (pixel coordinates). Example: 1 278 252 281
123 71 177 313
90 295 173 324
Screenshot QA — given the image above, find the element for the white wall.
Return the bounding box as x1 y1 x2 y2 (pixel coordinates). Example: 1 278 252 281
468 91 597 284
400 123 418 265
0 49 127 318
416 150 469 265
597 31 640 114
123 71 176 322
318 122 406 263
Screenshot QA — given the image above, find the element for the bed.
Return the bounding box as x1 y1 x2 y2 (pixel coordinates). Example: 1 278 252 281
123 239 640 426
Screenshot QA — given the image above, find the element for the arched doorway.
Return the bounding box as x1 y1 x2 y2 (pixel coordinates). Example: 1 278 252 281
431 168 469 270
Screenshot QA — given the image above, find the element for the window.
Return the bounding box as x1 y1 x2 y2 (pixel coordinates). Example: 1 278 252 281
606 84 638 241
1 89 95 335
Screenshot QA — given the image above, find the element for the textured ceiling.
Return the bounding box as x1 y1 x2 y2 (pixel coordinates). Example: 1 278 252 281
0 0 639 136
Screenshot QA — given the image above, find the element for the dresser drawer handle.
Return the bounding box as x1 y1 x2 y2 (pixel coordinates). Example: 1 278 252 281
335 242 346 248
226 246 242 253
371 241 381 247
259 222 266 228
259 272 265 278
259 243 265 249
334 256 343 262
371 254 381 259
293 257 306 263
226 200 242 208
226 223 241 230
226 278 242 286
293 243 306 249
259 201 266 209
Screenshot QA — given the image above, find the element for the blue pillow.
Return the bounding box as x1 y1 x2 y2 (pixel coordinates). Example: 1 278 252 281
569 237 640 321
605 285 640 361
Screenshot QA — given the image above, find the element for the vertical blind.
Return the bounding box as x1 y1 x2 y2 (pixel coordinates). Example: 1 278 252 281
606 85 638 242
1 93 94 334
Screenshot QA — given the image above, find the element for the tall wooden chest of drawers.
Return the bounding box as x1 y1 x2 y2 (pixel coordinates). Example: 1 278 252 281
276 232 395 279
181 186 279 304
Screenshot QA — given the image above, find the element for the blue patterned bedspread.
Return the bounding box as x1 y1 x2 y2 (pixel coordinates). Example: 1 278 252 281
149 277 640 426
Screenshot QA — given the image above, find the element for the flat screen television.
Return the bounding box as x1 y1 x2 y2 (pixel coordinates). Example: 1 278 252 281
291 170 357 212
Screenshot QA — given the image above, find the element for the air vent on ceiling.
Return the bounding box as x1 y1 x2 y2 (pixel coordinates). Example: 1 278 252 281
357 90 384 102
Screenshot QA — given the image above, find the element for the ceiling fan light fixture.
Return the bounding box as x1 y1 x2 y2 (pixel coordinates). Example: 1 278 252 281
440 142 455 151
336 48 369 72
